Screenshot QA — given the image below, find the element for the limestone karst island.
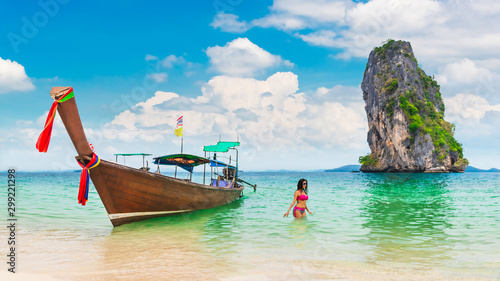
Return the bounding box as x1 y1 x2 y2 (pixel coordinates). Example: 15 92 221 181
359 40 468 173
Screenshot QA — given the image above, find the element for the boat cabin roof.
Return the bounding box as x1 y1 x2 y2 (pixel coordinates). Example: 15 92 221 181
153 154 210 173
203 141 240 152
153 153 236 173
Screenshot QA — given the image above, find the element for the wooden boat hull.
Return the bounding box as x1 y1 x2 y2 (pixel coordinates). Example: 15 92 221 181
91 160 243 226
46 87 244 227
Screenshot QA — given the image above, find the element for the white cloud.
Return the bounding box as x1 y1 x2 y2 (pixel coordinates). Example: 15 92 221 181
444 93 500 124
227 0 500 66
474 59 500 72
205 38 293 77
436 59 493 86
103 72 366 155
0 72 367 171
435 58 500 107
470 0 500 14
210 13 250 33
195 72 300 110
0 57 35 94
145 54 158 61
212 0 347 32
346 0 442 34
443 93 500 164
111 110 137 130
313 85 363 103
252 14 307 31
145 54 196 79
135 91 179 110
324 0 444 59
161 55 186 68
303 101 366 148
147 72 168 83
252 0 347 31
270 0 347 24
297 30 339 47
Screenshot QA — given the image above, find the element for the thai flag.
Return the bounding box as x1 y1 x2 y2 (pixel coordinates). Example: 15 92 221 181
175 115 183 137
176 116 183 128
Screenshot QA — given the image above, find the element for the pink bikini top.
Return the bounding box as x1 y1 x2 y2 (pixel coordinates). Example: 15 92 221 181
297 194 308 201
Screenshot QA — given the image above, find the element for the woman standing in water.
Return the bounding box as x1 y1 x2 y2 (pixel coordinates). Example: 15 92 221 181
284 178 312 218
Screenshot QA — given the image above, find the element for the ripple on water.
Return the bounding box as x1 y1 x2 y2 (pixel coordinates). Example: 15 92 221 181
4 171 499 280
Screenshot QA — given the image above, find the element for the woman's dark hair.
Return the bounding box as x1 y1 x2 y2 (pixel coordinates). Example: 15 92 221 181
297 178 308 194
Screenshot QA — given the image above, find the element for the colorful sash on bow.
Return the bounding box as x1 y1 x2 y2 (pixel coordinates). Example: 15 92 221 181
36 87 74 153
76 153 100 206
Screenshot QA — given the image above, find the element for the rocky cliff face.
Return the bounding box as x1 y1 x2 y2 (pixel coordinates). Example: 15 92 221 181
360 40 468 173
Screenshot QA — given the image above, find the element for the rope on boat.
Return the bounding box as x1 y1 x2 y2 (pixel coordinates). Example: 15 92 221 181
36 87 75 153
76 152 100 206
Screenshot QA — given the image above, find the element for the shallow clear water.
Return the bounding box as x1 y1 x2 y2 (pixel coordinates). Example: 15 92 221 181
1 171 499 280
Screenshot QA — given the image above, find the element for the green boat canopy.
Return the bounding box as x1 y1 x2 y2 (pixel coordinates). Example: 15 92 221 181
203 141 240 152
153 154 210 173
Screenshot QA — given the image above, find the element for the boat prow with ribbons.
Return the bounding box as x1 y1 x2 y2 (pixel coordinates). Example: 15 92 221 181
36 87 253 227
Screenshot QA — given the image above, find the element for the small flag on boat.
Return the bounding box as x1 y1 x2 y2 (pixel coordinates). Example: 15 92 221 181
175 115 183 137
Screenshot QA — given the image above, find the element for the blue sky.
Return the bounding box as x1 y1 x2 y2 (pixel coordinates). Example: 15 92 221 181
1 0 499 171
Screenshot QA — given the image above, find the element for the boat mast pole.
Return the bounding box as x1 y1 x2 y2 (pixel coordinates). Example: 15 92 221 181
236 148 239 183
236 135 239 183
211 152 213 184
175 137 183 178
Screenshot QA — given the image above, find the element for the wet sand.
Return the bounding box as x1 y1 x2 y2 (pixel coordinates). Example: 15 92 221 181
5 226 499 281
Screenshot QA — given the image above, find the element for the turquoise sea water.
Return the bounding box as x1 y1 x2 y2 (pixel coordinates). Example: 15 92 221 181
1 171 499 280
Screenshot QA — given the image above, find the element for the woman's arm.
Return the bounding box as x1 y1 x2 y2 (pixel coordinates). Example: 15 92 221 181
305 204 313 214
283 191 299 217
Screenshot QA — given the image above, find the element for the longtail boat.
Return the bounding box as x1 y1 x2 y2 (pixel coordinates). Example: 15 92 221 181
36 87 250 227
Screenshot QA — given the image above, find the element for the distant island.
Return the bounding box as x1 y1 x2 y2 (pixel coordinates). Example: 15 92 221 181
464 166 500 173
325 165 498 173
325 165 361 172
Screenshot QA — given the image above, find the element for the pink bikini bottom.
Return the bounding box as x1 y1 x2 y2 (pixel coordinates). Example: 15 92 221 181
293 206 305 217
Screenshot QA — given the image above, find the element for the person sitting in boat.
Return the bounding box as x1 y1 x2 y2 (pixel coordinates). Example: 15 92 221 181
283 178 312 218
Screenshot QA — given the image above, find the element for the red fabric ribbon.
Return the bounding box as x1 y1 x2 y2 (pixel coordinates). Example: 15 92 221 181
35 102 58 153
35 87 74 153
